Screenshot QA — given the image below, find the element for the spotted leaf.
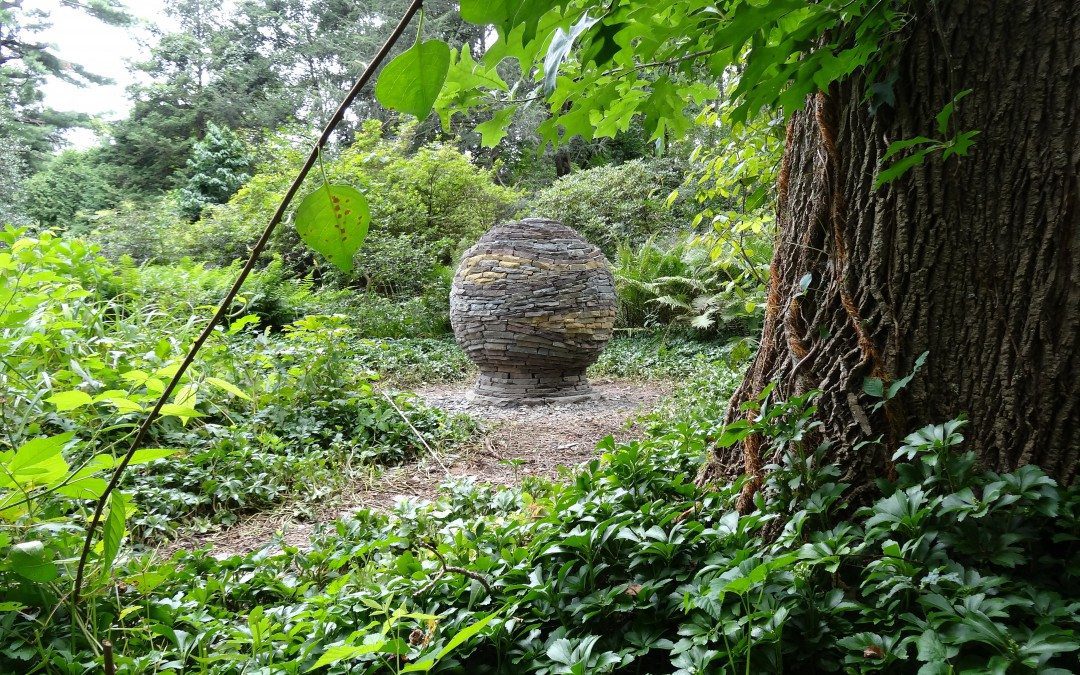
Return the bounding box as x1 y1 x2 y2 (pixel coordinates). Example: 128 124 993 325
294 184 370 272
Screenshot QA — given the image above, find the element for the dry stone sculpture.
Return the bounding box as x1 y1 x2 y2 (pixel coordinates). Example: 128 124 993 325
450 218 617 405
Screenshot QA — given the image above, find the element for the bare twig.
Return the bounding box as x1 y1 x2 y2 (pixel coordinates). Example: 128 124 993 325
72 0 426 606
381 390 451 478
415 542 494 597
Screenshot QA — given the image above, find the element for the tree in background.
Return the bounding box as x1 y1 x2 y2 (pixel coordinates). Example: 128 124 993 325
20 149 116 230
105 0 277 193
0 106 28 224
0 0 132 165
177 123 253 221
103 0 479 195
0 0 131 221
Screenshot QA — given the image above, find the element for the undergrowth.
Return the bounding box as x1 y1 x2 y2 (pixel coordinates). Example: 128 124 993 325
4 363 1076 673
590 331 753 381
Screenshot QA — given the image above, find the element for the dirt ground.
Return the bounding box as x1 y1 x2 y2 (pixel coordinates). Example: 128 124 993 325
160 378 672 558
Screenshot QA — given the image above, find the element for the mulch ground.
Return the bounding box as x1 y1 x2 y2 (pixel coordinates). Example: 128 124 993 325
157 378 671 558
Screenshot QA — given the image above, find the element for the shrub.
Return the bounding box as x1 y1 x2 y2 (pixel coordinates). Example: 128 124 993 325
127 256 315 329
332 287 453 338
349 233 447 297
590 332 748 380
86 195 181 263
20 148 117 231
519 157 695 255
612 232 769 337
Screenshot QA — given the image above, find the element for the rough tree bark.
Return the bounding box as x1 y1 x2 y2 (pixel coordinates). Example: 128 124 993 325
702 0 1079 502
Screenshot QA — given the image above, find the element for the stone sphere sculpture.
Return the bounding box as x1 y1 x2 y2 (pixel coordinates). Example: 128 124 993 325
450 218 617 405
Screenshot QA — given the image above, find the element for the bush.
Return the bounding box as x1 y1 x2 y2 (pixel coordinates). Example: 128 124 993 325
86 195 181 263
187 122 519 284
590 332 749 380
519 157 695 255
20 148 117 231
332 287 453 338
612 232 769 337
126 256 315 329
350 233 447 297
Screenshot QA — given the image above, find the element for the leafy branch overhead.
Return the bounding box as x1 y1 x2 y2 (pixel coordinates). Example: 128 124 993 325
422 0 914 149
874 89 979 189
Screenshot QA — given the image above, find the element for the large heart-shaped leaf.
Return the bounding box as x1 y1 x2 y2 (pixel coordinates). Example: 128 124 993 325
375 39 451 119
294 184 370 272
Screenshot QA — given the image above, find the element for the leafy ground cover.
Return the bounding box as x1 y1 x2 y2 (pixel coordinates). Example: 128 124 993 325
0 230 478 551
4 357 1076 673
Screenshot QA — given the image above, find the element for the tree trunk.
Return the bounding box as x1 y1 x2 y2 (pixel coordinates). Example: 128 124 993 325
704 0 1079 502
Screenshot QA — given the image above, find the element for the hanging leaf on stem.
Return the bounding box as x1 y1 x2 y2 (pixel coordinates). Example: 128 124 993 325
294 184 371 272
375 39 451 119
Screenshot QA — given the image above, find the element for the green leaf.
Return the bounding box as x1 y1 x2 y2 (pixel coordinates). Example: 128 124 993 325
874 149 932 190
881 136 935 162
158 404 204 420
942 130 979 160
173 384 198 425
227 315 260 335
55 476 108 500
47 390 94 412
294 184 370 273
886 351 928 399
174 383 196 408
863 377 884 398
101 491 125 571
8 432 74 474
475 106 516 147
936 88 973 135
93 391 143 414
128 448 178 465
916 629 957 663
582 20 624 68
205 376 251 401
8 540 58 582
307 642 385 671
5 433 72 489
375 39 451 119
459 0 550 43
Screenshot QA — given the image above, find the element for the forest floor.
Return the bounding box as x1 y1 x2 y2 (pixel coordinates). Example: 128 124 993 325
159 378 672 558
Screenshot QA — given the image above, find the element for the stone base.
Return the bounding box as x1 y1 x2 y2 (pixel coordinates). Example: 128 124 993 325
468 370 597 406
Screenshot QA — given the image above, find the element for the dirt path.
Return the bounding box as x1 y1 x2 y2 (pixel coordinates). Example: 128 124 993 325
158 378 671 558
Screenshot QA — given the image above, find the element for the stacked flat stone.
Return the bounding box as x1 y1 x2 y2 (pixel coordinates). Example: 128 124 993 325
450 218 617 405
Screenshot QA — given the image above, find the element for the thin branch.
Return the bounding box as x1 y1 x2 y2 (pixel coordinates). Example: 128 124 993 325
415 542 494 597
381 390 451 478
71 0 426 606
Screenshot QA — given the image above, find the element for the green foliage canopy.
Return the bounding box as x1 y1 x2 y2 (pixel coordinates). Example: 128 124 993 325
426 0 910 150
